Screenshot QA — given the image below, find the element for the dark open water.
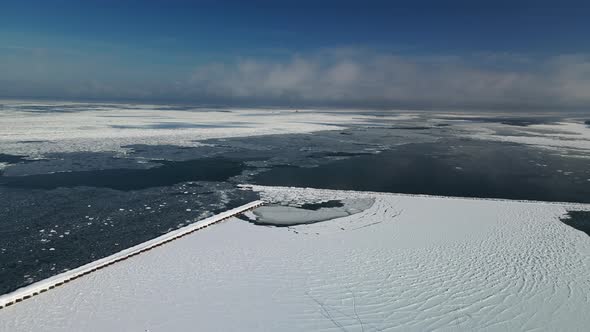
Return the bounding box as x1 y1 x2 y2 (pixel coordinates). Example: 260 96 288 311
253 139 590 203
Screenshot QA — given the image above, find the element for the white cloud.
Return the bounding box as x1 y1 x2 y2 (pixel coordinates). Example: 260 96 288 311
187 51 590 110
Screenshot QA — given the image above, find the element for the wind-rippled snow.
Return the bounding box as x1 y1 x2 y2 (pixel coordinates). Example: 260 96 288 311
1 186 589 331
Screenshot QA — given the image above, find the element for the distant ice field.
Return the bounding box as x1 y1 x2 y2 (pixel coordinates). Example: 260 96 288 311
1 100 589 295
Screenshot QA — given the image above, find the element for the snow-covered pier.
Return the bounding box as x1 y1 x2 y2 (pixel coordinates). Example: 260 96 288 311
0 200 264 309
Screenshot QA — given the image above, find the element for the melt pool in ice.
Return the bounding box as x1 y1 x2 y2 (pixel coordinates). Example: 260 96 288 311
245 198 375 226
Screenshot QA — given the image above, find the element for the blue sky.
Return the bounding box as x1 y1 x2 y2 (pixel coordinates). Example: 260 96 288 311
1 0 589 109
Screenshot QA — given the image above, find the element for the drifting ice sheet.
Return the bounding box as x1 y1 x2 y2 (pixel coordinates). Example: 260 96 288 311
0 103 358 157
1 187 589 331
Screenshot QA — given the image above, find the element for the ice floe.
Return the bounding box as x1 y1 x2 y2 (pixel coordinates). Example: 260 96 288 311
0 101 374 157
461 120 590 156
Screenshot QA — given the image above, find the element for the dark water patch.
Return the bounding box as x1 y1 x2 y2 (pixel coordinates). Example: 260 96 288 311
444 116 557 127
170 190 214 196
254 140 590 203
299 200 344 210
238 111 290 116
366 126 431 130
560 211 590 236
1 152 159 177
137 106 234 112
499 120 544 127
491 129 548 138
111 121 250 129
201 130 401 167
99 114 168 119
269 164 299 168
435 123 451 127
0 153 27 164
389 126 431 130
309 151 374 158
13 104 113 113
234 213 253 222
0 158 245 191
299 121 369 127
17 140 51 144
122 143 243 162
17 107 79 113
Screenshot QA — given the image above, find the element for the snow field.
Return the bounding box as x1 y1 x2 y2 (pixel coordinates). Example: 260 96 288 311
1 187 589 331
0 105 360 157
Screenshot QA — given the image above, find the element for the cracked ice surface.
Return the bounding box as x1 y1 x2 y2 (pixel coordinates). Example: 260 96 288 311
1 186 589 331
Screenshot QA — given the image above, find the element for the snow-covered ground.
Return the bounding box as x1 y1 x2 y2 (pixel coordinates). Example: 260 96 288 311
1 186 589 331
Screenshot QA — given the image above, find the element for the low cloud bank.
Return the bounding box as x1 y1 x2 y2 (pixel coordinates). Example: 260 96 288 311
2 49 589 110
188 51 590 110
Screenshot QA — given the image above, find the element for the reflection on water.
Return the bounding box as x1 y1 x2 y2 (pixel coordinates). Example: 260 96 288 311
254 140 590 203
0 158 245 191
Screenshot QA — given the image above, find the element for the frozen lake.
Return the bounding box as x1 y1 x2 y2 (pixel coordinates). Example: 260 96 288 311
1 101 589 296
